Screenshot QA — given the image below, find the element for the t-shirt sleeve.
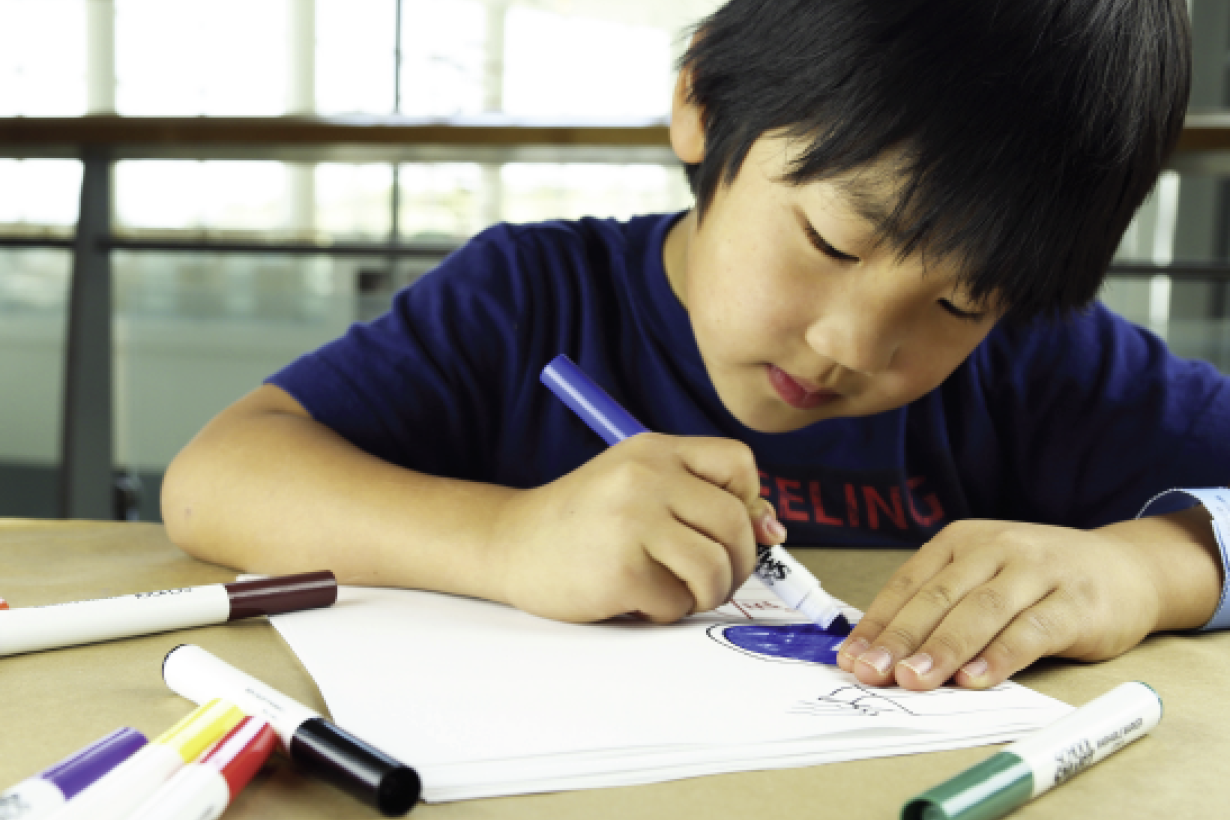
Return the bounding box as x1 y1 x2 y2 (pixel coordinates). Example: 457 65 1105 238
970 302 1230 529
267 224 533 480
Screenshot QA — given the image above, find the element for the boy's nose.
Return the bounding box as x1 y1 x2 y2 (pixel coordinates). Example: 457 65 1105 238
803 301 903 376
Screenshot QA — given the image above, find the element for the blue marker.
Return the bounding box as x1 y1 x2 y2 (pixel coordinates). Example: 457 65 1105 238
540 354 852 635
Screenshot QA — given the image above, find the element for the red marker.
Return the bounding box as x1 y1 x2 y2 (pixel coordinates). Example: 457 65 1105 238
0 572 336 656
0 597 8 610
125 717 276 820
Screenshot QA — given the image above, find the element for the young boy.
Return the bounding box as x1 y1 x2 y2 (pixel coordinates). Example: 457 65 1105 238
163 0 1227 693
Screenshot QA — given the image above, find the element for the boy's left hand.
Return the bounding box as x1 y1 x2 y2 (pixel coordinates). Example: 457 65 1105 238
835 516 1216 690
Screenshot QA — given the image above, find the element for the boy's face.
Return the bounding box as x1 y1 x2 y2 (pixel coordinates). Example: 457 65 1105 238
663 137 1001 434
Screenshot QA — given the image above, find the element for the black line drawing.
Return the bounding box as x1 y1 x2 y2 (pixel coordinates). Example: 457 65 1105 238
788 683 1033 720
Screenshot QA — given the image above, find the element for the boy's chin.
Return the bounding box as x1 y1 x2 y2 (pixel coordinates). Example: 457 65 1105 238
725 401 837 434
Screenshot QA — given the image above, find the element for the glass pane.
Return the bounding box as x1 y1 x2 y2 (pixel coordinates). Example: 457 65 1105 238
316 0 395 115
317 163 394 239
115 0 288 115
0 0 87 116
0 252 70 518
498 162 692 224
0 160 82 228
115 161 290 234
502 7 670 117
400 0 486 116
1106 169 1230 372
398 163 484 239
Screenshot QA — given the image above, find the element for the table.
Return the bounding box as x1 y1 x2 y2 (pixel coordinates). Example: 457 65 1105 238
2 520 1227 819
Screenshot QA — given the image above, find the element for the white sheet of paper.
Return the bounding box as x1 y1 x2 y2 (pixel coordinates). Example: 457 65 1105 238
266 578 1072 802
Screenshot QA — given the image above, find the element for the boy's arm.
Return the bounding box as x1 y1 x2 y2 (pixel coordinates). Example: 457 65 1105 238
834 508 1224 691
162 384 785 624
162 383 519 604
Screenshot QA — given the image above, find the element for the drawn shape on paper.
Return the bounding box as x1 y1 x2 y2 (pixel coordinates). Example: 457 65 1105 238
787 684 1021 720
707 623 846 666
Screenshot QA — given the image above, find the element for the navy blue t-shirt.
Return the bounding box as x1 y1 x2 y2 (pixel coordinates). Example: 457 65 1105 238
270 212 1230 548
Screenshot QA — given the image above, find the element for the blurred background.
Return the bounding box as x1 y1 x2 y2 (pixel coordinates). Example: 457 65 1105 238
1 0 1228 522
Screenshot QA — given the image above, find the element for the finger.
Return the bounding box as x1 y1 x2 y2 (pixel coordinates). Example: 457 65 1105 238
849 553 1005 687
836 543 957 674
629 553 698 624
668 480 758 598
890 566 1056 690
950 591 1083 689
644 524 736 614
672 437 763 509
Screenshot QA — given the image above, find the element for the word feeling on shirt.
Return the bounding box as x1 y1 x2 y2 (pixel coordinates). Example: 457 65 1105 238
758 465 949 547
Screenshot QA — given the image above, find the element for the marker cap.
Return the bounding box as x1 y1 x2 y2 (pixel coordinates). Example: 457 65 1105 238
223 572 337 620
42 727 149 800
158 700 246 764
290 718 421 817
901 752 1033 820
0 597 8 610
201 717 276 797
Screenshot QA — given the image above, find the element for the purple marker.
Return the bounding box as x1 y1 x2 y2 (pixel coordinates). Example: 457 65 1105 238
0 727 147 820
540 354 852 635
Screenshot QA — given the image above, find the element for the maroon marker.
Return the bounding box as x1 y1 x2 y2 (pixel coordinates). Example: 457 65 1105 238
0 572 336 657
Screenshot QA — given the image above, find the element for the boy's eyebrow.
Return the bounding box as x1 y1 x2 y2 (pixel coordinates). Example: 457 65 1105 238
836 178 900 239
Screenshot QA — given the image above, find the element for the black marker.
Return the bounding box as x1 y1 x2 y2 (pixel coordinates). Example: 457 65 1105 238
162 644 420 816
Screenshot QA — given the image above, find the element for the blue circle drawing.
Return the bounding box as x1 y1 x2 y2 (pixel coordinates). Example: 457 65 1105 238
719 623 846 666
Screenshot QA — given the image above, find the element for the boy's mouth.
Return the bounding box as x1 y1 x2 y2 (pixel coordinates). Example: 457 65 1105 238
767 365 837 410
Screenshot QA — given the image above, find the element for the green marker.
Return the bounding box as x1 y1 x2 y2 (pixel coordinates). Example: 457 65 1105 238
902 681 1162 820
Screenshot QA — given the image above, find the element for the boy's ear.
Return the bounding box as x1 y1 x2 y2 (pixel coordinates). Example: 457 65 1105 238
669 67 705 165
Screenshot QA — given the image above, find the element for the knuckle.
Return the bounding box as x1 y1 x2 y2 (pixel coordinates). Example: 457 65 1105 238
919 582 959 612
881 625 924 651
1021 608 1065 645
928 630 969 661
972 586 1010 616
884 571 920 599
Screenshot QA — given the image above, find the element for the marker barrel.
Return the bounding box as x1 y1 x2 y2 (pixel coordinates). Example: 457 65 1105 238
902 682 1163 820
127 717 276 820
162 645 421 816
0 572 336 657
50 700 244 820
540 355 648 445
0 728 147 820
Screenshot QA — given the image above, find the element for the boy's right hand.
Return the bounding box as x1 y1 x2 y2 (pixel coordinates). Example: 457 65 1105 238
491 433 786 624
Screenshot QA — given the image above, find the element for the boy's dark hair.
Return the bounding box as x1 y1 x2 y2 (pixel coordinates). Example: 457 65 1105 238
679 0 1191 322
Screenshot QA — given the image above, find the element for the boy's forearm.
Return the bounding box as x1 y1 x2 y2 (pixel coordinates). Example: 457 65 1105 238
162 388 518 605
1097 505 1225 633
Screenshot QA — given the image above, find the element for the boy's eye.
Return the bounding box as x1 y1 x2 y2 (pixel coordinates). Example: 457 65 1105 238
804 223 859 263
939 299 988 322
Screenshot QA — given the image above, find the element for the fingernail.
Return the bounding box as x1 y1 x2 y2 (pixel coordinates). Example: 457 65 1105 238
763 514 787 542
840 637 869 659
900 652 933 677
961 657 989 680
858 647 893 676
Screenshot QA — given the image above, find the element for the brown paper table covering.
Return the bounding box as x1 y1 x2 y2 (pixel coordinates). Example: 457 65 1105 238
1 519 1226 819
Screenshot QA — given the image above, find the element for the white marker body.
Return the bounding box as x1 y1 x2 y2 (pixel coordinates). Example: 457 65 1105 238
47 745 184 820
0 777 64 820
1008 681 1162 798
0 587 229 656
125 765 229 820
164 645 318 749
753 545 843 627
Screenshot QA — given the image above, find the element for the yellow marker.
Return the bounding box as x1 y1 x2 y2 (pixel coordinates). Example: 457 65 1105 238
48 699 244 820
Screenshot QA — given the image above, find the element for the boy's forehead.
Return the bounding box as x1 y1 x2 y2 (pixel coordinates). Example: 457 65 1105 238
772 136 907 232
